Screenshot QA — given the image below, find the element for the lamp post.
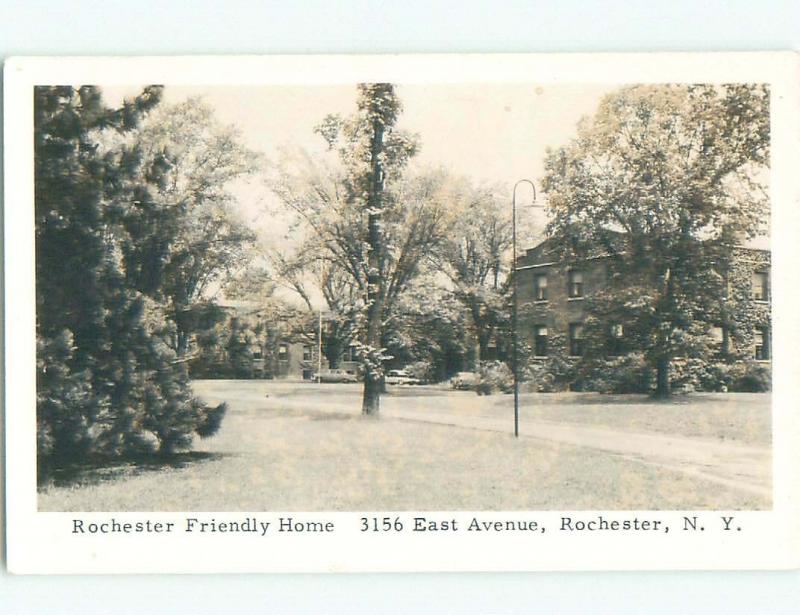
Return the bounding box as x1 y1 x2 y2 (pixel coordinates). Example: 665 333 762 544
317 259 324 384
512 179 539 438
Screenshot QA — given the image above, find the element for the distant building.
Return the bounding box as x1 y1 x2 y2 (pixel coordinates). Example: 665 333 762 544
516 238 771 368
191 300 361 380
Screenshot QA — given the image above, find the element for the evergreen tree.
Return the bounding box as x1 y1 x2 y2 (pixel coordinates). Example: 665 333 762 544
35 86 226 470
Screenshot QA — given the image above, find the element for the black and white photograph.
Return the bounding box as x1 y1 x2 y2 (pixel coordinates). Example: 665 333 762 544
4 53 798 575
31 79 773 512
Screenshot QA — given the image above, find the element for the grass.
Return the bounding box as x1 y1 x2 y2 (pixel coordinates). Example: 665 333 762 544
192 380 772 445
488 392 771 446
39 394 769 511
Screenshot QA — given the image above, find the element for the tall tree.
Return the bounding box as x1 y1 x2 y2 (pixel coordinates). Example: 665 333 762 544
125 98 260 357
542 84 770 396
436 178 514 365
382 280 470 381
268 251 360 369
35 86 225 468
270 85 446 414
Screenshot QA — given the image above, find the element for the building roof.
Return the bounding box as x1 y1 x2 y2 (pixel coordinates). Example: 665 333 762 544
517 231 770 269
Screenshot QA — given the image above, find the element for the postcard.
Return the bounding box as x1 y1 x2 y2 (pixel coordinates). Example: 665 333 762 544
5 52 799 573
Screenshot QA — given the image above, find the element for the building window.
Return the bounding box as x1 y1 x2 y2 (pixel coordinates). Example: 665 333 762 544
752 271 769 302
568 323 584 357
533 325 548 357
568 270 584 299
754 327 770 361
607 324 624 356
343 345 358 362
533 273 548 301
252 346 263 360
302 345 312 361
484 339 499 361
278 343 289 362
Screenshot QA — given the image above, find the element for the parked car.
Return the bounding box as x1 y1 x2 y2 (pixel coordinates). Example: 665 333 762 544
449 371 478 390
314 369 358 383
385 369 421 385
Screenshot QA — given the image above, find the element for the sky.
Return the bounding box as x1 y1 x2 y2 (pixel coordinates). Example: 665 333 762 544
100 82 625 305
101 81 769 296
104 82 613 242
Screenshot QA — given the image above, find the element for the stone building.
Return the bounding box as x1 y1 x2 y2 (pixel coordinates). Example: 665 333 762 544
191 300 362 380
188 300 317 380
515 237 771 377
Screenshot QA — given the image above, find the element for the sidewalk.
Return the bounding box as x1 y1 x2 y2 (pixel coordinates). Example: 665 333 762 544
383 405 771 498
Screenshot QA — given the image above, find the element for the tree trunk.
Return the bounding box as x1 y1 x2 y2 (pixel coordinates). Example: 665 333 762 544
361 113 386 416
173 304 192 357
176 328 190 358
362 373 381 414
655 356 671 398
325 334 342 369
478 331 490 363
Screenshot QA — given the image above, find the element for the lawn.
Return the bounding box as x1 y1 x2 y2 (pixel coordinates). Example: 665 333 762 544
479 391 771 446
38 383 770 511
190 380 772 446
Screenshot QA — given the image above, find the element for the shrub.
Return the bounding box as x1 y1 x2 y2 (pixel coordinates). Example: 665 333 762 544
683 360 771 392
523 357 573 392
579 353 653 394
694 362 733 392
669 357 712 392
475 361 514 395
728 361 772 392
406 360 433 383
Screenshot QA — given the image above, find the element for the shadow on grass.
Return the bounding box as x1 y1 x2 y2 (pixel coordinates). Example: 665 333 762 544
38 451 228 490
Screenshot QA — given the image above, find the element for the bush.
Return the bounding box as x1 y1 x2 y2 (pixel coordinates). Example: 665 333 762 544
523 358 573 393
669 357 712 392
685 360 771 392
406 360 433 384
475 361 513 395
694 362 733 392
728 361 771 392
579 353 653 394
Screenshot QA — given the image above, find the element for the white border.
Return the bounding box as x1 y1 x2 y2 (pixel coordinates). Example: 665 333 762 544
5 53 800 574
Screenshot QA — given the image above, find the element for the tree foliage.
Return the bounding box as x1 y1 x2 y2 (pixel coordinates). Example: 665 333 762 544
435 177 514 364
35 86 228 471
381 280 470 381
269 85 448 412
122 98 261 356
542 84 770 396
